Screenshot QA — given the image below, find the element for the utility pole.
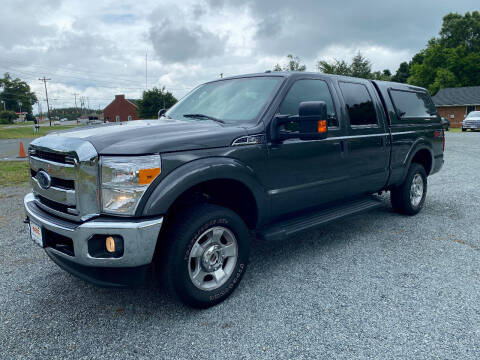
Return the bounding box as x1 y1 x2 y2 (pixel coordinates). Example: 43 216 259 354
39 77 52 126
73 92 79 123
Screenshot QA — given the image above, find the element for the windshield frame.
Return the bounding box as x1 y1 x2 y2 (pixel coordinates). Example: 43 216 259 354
165 75 286 125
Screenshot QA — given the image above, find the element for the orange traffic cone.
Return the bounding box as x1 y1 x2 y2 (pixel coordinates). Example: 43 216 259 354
18 141 27 158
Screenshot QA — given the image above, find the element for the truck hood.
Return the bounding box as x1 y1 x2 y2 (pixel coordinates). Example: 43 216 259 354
39 119 249 155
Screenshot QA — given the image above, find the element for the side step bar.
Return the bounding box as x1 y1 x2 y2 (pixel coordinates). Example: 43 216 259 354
259 196 384 241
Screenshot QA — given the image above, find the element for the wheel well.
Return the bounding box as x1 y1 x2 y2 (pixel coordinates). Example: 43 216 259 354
411 149 432 175
165 179 258 230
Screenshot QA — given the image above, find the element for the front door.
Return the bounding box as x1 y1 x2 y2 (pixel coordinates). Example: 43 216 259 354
266 77 347 219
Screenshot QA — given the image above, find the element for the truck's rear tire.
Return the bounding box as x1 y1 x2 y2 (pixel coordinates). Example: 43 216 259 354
160 203 250 308
462 127 466 132
390 163 427 215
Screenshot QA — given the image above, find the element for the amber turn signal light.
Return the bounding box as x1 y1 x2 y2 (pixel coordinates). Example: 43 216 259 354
106 236 115 253
138 167 161 185
317 120 327 133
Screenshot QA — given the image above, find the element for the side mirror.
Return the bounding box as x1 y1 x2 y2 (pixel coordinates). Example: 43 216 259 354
158 108 166 119
298 101 328 140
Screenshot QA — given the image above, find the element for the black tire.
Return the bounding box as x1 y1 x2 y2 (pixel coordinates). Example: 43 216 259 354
159 203 250 308
462 128 466 132
390 163 427 216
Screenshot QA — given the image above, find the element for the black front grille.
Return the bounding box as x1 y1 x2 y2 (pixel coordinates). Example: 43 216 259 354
44 229 74 256
30 170 75 190
32 150 75 165
37 195 75 214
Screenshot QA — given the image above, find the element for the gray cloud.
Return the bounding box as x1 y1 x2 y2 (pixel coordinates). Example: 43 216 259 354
0 0 60 49
207 0 479 57
149 19 226 63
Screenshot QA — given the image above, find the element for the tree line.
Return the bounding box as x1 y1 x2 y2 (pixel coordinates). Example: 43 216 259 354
0 73 37 124
273 11 480 95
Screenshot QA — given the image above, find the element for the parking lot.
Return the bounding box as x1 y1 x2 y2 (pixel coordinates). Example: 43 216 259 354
0 132 479 359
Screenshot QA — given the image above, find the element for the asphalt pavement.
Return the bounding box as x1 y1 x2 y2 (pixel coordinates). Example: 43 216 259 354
0 132 479 359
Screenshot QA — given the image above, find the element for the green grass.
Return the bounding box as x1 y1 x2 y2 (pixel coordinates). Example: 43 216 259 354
0 161 30 187
0 125 78 139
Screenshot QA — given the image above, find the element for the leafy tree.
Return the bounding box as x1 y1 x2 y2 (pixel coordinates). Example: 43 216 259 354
406 11 480 94
391 62 411 83
137 87 177 119
0 110 19 124
0 73 37 115
317 59 351 76
350 53 372 78
317 52 392 80
273 54 306 72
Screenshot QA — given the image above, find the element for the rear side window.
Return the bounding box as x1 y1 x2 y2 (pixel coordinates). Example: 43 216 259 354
390 90 436 118
278 79 338 127
339 82 377 126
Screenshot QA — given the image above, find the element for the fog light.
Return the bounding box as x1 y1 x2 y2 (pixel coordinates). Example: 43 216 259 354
88 235 124 258
106 236 115 253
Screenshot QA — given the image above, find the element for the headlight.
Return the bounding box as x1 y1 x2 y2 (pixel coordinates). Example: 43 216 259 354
101 155 161 215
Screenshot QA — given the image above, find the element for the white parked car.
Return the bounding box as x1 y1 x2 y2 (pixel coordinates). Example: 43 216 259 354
462 111 480 131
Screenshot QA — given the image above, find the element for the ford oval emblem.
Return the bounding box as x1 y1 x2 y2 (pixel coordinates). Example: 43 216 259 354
36 170 52 190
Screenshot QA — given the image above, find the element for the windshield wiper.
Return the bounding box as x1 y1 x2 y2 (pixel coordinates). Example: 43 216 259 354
183 113 225 124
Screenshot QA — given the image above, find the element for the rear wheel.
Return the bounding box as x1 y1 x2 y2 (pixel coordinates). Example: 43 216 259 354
462 127 466 132
391 163 427 215
160 203 250 308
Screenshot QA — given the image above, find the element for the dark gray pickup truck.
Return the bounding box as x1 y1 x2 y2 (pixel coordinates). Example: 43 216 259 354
24 72 444 308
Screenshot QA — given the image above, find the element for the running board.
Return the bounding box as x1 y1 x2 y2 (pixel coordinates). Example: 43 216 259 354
259 196 384 241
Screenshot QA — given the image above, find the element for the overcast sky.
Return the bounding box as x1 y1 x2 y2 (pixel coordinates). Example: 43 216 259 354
0 0 477 112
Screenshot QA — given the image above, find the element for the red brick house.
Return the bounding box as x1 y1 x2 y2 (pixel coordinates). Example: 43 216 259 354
103 95 139 123
432 86 480 128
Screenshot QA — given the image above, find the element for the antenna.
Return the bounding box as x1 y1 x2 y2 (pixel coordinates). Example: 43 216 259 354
145 49 148 90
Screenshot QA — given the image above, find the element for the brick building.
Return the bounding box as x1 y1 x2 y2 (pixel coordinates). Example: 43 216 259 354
103 95 139 123
432 86 480 128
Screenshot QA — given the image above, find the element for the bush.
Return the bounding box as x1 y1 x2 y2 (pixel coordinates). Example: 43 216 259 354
0 110 18 124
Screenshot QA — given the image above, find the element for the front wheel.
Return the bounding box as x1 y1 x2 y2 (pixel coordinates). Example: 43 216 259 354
160 203 250 308
390 163 427 215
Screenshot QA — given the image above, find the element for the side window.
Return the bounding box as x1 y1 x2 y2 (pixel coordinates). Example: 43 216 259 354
390 90 436 118
278 79 338 128
339 82 377 126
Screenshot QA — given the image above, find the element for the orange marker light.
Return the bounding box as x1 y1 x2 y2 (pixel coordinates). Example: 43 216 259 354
106 236 115 253
138 168 161 185
317 120 327 133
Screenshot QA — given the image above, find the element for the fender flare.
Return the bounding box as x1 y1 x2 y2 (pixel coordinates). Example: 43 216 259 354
400 137 434 182
139 157 269 227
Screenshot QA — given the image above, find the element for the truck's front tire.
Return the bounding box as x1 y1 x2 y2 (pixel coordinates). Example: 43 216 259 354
390 163 427 215
160 203 250 308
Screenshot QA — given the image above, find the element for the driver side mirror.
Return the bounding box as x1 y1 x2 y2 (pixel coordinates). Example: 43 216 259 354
298 101 328 141
271 101 328 143
158 108 166 119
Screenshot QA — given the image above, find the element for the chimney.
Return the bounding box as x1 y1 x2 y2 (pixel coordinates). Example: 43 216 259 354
115 95 125 100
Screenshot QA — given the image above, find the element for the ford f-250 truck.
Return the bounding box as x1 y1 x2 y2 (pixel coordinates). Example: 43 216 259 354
24 72 444 308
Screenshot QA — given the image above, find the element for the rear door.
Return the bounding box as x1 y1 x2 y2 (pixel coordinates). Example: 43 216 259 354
336 80 389 194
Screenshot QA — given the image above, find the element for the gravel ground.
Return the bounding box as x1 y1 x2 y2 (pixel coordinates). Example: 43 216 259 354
1 132 479 359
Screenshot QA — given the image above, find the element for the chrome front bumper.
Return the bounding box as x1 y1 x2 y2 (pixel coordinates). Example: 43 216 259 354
24 193 163 269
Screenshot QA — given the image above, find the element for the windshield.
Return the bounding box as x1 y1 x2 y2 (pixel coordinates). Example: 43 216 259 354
166 77 282 123
467 111 480 118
